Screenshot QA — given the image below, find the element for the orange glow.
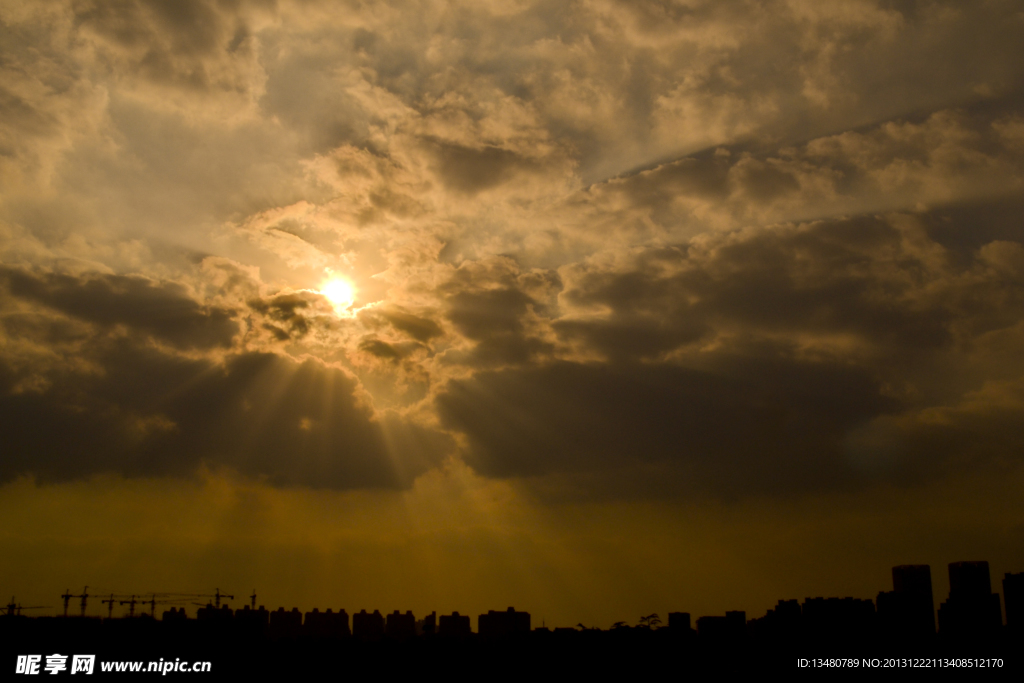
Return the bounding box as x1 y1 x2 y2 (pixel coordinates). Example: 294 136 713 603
319 278 356 312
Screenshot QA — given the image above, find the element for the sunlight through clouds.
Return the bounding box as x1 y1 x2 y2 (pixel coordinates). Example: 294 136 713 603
2 0 1024 625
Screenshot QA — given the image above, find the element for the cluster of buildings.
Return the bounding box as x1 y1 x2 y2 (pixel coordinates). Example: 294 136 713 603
693 562 1021 641
163 605 530 641
148 561 1021 642
4 561 1022 644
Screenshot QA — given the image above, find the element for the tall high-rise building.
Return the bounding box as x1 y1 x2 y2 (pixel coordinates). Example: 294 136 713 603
949 561 992 598
1004 572 1024 630
893 565 934 601
938 561 1002 636
877 565 935 638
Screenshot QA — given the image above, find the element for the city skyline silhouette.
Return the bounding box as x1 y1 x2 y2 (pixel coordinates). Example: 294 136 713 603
3 0 1024 675
4 560 1021 673
6 560 1022 633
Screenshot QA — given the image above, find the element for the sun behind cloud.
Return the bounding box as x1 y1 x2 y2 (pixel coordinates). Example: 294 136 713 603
319 277 356 313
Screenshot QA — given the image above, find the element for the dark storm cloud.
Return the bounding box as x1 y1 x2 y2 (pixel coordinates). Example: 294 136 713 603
439 259 560 366
445 288 551 365
247 290 330 341
0 337 447 489
916 196 1024 256
1 267 238 349
374 307 443 343
72 0 266 96
554 246 713 361
359 338 402 360
437 356 894 496
436 212 1024 496
429 140 537 195
559 216 958 360
844 377 1024 479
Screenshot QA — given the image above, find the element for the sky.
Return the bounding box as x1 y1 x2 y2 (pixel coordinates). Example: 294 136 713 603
2 0 1024 627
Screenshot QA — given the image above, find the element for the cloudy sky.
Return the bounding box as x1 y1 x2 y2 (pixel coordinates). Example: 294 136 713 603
2 0 1024 625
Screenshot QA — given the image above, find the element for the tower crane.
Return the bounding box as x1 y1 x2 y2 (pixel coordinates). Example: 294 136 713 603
3 597 50 616
60 586 90 617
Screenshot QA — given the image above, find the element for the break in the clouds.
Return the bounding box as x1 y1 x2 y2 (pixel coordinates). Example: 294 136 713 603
2 0 1024 499
0 266 448 487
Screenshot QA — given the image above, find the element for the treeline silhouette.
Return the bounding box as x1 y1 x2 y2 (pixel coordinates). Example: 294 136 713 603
3 562 1022 673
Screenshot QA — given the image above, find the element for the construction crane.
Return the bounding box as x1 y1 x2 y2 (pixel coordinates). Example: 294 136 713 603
3 597 50 616
118 595 140 618
100 593 136 619
60 588 239 619
145 593 158 617
60 586 90 617
249 589 257 610
209 588 234 609
179 589 234 609
91 590 238 619
141 593 196 617
96 593 191 619
145 593 202 622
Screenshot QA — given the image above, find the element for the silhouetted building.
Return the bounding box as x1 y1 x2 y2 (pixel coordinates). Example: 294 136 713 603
235 605 270 628
352 609 385 640
386 610 416 640
748 599 801 640
478 607 530 637
196 603 234 621
1005 572 1024 630
416 611 436 636
269 607 302 638
938 562 1002 636
877 565 935 639
438 611 471 637
304 608 350 638
667 612 691 631
773 600 801 623
951 561 993 596
802 598 874 640
161 607 188 621
335 609 352 637
696 611 745 640
726 611 745 630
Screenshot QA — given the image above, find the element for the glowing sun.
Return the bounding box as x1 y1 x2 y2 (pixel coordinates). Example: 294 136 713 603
319 277 355 312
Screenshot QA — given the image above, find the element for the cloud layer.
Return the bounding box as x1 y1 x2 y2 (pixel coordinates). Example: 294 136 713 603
2 0 1024 500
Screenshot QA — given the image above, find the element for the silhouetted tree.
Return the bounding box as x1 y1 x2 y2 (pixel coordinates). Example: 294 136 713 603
638 614 661 629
